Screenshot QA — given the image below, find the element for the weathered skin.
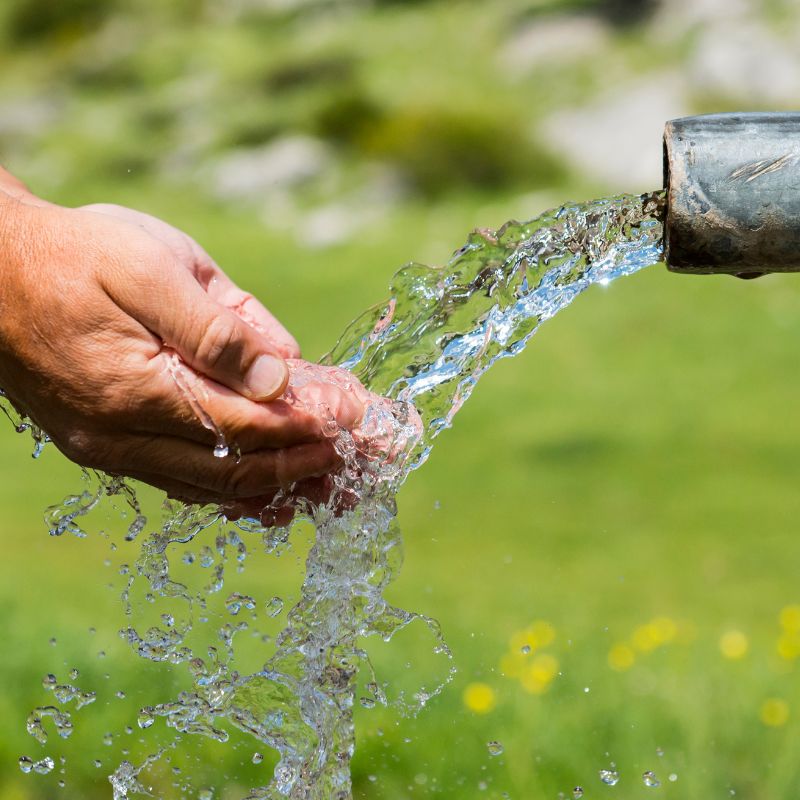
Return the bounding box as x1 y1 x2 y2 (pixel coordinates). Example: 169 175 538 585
0 167 371 503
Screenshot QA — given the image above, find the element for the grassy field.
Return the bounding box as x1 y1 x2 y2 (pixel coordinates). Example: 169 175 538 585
3 1 800 798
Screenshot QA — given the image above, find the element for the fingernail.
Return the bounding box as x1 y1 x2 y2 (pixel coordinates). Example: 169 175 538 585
245 355 288 400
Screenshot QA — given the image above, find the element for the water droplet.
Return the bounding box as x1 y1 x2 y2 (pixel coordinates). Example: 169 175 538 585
49 637 57 647
19 756 33 773
42 674 57 690
213 440 228 458
668 773 678 782
487 741 504 757
521 645 531 654
573 787 584 799
226 592 255 615
656 746 664 757
583 686 590 693
252 752 264 764
265 596 284 617
643 770 661 788
94 760 102 768
137 707 155 729
115 691 126 699
33 757 55 775
103 733 113 746
199 790 214 800
68 668 79 680
599 768 620 786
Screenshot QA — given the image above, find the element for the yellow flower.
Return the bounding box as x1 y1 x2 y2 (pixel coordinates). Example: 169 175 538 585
608 643 636 672
760 698 790 727
632 624 661 653
651 616 678 644
463 682 497 714
529 620 556 648
780 605 800 633
520 654 559 695
777 633 800 661
719 630 749 660
509 621 555 655
509 630 537 656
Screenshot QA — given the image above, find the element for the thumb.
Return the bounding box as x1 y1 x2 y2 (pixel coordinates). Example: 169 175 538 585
175 301 289 401
105 247 289 401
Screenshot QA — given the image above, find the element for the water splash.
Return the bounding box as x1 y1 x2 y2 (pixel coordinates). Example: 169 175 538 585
599 767 620 785
15 192 665 797
643 770 662 788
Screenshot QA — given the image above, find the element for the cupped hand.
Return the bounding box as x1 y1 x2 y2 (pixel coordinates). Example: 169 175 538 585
222 361 422 526
0 177 364 502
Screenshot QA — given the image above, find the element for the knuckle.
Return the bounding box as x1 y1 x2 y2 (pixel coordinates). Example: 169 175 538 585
194 314 244 373
219 457 276 498
58 429 113 469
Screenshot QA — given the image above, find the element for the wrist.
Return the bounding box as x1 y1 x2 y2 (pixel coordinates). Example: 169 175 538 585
0 167 49 212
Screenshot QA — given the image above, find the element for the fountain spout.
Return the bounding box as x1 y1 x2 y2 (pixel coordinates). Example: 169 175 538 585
664 112 800 276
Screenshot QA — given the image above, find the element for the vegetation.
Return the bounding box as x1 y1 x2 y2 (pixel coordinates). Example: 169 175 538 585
3 1 800 798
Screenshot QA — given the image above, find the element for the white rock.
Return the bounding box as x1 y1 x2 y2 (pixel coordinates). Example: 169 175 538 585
690 20 800 105
0 97 60 138
498 14 611 75
650 0 753 37
211 136 331 202
540 74 689 191
288 164 401 249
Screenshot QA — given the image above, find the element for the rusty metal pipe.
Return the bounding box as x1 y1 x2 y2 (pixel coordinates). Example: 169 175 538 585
664 112 800 275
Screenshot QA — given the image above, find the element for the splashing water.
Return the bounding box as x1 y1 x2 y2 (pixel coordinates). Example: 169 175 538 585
17 192 664 798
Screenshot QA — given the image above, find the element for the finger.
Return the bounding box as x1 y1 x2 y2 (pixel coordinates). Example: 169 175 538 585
81 204 301 357
103 249 290 402
109 434 342 499
122 470 231 505
223 478 327 528
223 473 359 527
136 354 364 451
198 268 301 360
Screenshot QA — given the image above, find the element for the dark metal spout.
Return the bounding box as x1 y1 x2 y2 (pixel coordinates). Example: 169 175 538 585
664 112 800 275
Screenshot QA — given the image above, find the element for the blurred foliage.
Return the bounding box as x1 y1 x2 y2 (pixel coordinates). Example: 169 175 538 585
3 0 114 42
359 107 568 196
3 0 800 798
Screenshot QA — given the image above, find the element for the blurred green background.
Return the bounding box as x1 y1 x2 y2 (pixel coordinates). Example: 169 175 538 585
4 0 800 797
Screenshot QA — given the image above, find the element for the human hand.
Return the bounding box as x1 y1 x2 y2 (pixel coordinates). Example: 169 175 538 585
223 361 422 526
0 173 363 502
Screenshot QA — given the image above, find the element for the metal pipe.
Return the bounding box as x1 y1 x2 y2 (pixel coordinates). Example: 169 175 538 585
664 112 800 275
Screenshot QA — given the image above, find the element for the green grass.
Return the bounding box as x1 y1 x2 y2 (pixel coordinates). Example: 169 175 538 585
3 1 800 797
4 184 800 799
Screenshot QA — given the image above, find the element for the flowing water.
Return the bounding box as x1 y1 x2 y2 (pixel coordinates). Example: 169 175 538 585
14 191 665 798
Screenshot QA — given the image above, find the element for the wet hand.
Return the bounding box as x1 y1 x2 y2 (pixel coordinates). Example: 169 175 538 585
222 362 421 526
0 174 364 501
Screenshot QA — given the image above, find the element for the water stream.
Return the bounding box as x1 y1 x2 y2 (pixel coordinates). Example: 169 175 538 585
15 191 665 798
